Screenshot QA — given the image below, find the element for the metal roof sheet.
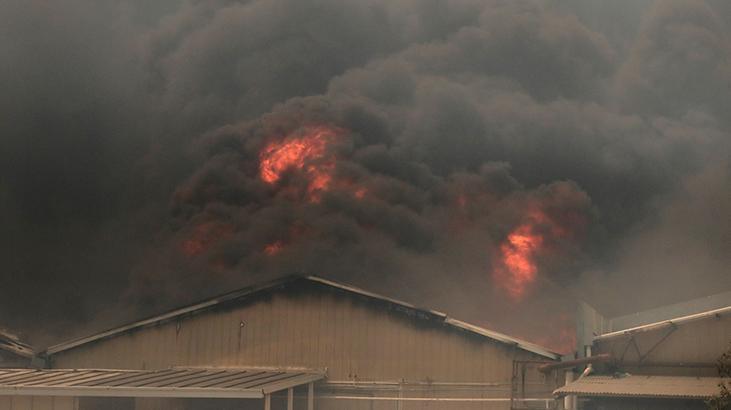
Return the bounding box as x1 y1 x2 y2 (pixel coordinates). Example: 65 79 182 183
0 330 34 359
0 367 324 399
595 305 731 342
553 375 724 399
46 275 560 360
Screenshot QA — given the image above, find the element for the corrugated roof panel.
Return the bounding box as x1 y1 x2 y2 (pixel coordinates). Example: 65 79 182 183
0 367 324 399
553 375 724 399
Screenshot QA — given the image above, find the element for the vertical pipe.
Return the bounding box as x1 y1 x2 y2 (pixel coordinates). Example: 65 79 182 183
308 382 314 410
396 382 403 410
288 387 294 410
563 371 576 410
264 394 271 410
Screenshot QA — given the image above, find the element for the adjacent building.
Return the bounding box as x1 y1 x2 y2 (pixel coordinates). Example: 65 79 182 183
556 295 731 409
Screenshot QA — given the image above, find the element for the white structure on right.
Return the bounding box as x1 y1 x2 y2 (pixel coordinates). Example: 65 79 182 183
556 293 731 410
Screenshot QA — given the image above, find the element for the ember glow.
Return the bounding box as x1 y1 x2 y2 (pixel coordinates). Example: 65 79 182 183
259 125 340 199
263 241 284 256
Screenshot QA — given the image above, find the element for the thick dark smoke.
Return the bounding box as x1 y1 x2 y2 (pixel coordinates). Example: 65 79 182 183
1 0 729 352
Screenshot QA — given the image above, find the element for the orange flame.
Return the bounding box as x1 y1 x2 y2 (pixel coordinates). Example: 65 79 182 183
496 224 543 299
259 125 339 199
493 210 554 300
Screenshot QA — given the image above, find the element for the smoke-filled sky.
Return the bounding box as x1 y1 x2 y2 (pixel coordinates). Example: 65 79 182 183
1 0 730 351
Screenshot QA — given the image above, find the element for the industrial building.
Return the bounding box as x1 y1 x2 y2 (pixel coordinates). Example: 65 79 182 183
556 295 731 409
0 275 565 410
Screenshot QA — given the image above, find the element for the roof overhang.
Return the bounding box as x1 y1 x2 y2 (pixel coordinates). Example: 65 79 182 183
0 367 324 399
553 375 724 400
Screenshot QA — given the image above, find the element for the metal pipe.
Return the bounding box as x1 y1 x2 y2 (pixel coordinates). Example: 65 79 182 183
538 353 611 373
594 305 731 342
313 395 554 403
563 371 575 410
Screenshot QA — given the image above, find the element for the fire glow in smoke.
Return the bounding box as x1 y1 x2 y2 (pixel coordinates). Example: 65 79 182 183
259 125 340 199
264 241 284 256
181 222 234 257
493 211 551 300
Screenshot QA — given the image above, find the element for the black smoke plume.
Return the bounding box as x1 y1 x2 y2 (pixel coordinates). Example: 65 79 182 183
1 0 729 352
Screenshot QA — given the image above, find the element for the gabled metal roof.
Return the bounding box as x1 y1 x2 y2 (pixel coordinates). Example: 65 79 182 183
0 367 324 399
45 275 559 360
0 330 34 359
594 305 731 342
553 375 724 399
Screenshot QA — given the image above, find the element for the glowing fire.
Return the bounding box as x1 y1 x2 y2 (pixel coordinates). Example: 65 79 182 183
493 211 552 300
496 225 543 298
259 125 340 199
264 241 284 256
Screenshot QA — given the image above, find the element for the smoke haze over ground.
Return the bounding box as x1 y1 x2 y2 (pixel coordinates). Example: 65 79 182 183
1 0 729 352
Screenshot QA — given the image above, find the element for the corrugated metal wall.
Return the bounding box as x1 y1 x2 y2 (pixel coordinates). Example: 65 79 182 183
0 397 76 410
50 285 557 409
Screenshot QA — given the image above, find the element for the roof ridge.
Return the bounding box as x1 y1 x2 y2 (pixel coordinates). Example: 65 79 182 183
45 274 559 360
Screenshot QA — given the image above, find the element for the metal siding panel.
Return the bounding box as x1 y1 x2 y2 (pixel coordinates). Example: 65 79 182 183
355 299 368 380
30 397 53 410
197 312 211 366
276 293 289 366
342 298 354 379
11 396 33 410
263 298 274 365
255 298 268 366
51 398 76 410
387 311 400 380
189 315 202 365
193 315 207 365
289 294 301 367
323 293 336 377
308 292 322 369
313 291 325 368
405 314 417 379
210 311 223 366
220 309 235 366
335 293 348 380
243 299 255 365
